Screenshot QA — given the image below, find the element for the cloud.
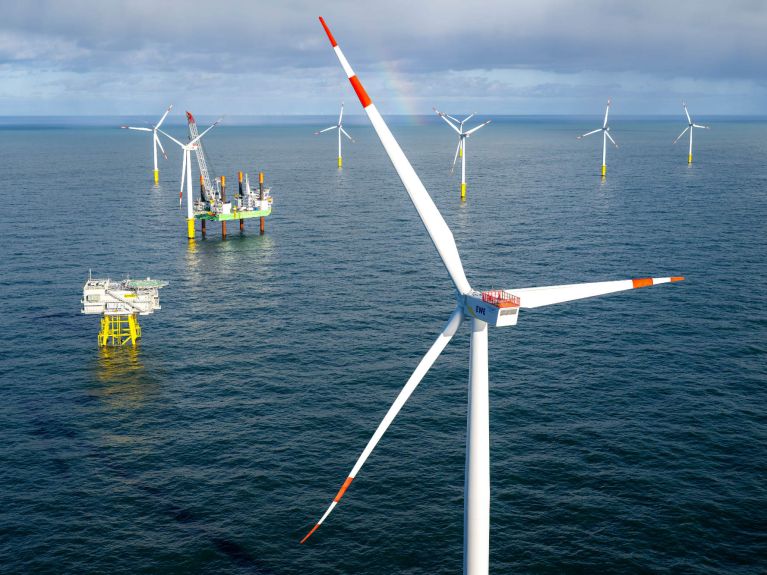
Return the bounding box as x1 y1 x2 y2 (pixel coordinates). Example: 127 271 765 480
0 0 765 114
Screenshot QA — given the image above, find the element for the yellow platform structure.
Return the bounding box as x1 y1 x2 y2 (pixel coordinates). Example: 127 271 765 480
98 314 141 347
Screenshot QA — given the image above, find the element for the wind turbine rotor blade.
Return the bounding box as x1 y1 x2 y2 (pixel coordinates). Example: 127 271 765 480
692 124 709 129
506 276 684 309
179 150 187 205
338 102 344 125
603 99 611 128
300 307 464 544
683 102 692 124
340 127 354 142
189 119 221 146
451 138 461 173
155 104 173 129
157 128 184 148
316 125 338 134
577 128 601 139
319 16 472 294
437 112 462 135
155 133 168 160
605 131 618 148
465 120 491 136
672 126 689 144
434 107 460 126
462 113 475 124
122 126 152 132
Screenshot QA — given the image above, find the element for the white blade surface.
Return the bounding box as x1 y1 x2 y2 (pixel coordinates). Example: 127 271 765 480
603 99 611 128
157 128 184 148
434 107 461 126
451 138 462 173
189 120 220 146
179 149 187 204
462 113 476 124
683 103 692 124
320 16 472 294
437 111 462 135
606 131 618 148
155 104 173 129
300 307 463 543
465 120 490 136
155 133 168 160
316 125 338 134
506 276 684 309
577 128 601 139
340 127 354 141
673 126 690 144
123 126 152 132
692 124 709 129
338 102 344 125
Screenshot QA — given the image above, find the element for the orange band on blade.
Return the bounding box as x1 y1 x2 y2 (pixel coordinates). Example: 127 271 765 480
300 523 321 544
349 76 372 108
670 276 685 282
334 477 354 502
319 17 337 47
632 278 653 288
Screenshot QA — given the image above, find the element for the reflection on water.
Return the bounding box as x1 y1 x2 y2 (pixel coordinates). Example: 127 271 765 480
91 347 157 408
185 232 275 269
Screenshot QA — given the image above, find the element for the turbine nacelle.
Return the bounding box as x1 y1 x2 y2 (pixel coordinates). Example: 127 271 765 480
464 291 520 327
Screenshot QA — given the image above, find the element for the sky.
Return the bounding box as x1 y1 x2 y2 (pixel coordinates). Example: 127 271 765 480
1 0 766 116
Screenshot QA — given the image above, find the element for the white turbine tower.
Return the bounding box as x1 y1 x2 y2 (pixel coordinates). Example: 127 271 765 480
434 107 490 201
577 99 617 178
157 120 220 240
121 105 173 185
316 102 354 167
674 102 709 164
302 18 685 575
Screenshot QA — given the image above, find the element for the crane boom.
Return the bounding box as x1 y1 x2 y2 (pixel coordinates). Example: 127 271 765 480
186 111 217 203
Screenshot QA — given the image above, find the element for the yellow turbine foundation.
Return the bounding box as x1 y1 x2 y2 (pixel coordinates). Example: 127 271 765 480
461 182 466 201
98 314 141 347
186 218 195 239
338 156 343 168
601 164 606 177
153 169 159 185
688 154 693 164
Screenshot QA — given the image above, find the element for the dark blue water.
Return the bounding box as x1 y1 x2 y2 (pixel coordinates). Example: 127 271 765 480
1 116 765 574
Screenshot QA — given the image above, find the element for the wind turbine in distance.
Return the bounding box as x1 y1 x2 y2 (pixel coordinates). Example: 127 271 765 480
434 107 490 201
121 105 173 185
316 102 354 167
674 102 709 164
157 120 220 240
577 99 617 178
302 17 685 575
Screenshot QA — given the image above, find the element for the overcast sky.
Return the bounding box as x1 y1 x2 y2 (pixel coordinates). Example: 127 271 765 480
1 0 766 116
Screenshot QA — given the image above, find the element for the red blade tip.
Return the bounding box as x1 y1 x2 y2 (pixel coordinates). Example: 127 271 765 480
300 523 321 544
319 17 337 47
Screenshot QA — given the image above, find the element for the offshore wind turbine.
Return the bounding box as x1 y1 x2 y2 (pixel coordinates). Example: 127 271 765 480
302 17 684 575
121 104 173 185
434 107 490 201
577 99 617 177
157 120 220 240
674 102 709 164
316 102 354 167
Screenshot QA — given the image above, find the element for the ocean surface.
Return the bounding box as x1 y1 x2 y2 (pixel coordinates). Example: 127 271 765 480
1 115 765 574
